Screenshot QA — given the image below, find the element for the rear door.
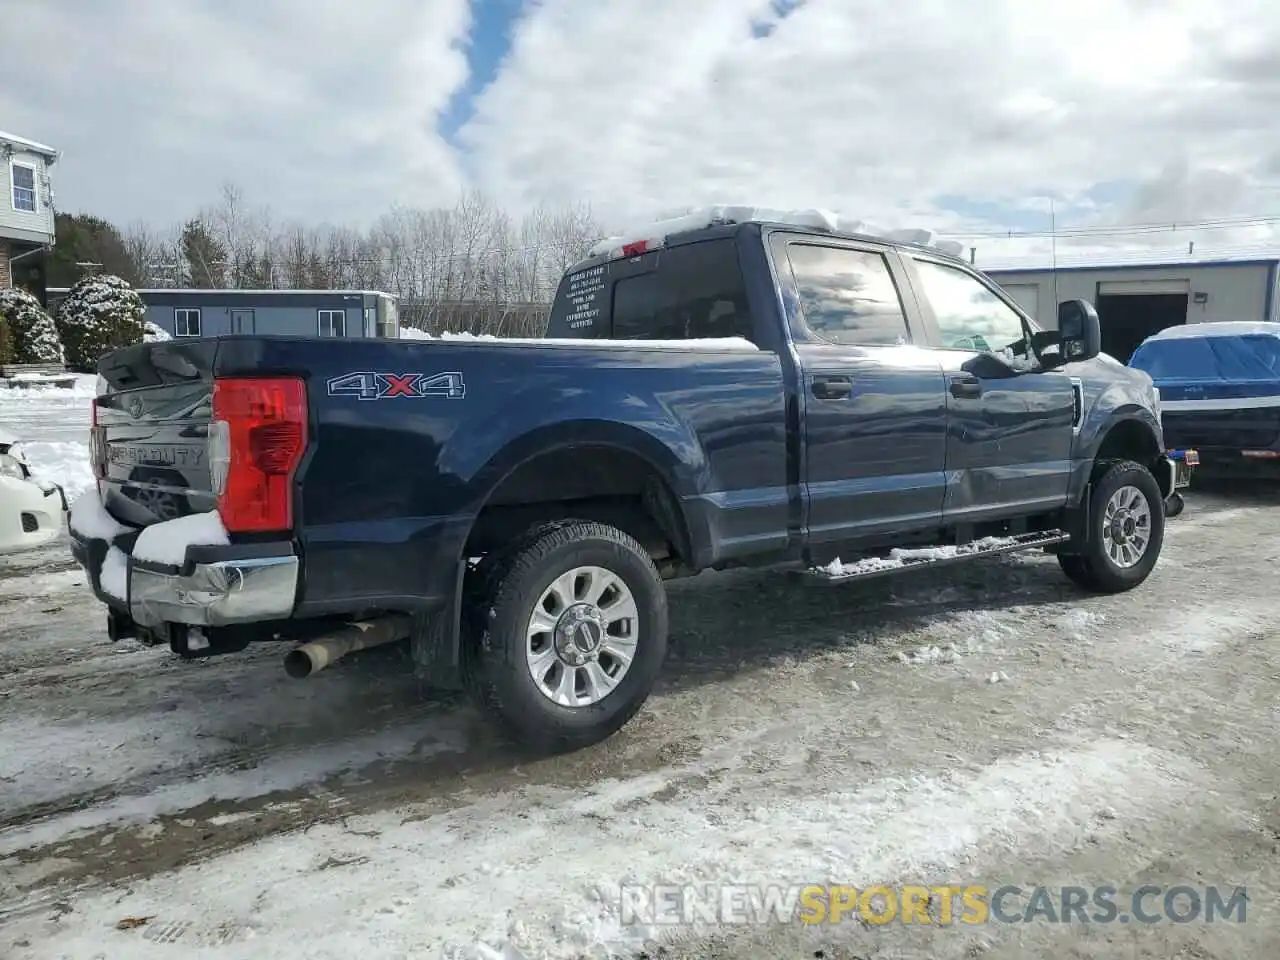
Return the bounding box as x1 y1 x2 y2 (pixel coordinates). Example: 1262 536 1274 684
769 233 948 544
902 255 1075 522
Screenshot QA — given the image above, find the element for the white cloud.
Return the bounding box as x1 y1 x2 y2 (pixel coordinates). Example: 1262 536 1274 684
7 0 1280 264
461 0 1280 258
0 0 471 226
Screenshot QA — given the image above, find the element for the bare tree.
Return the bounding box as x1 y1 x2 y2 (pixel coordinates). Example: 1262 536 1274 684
162 185 608 334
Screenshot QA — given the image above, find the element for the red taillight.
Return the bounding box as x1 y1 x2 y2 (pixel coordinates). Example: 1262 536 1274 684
210 377 307 533
89 397 105 494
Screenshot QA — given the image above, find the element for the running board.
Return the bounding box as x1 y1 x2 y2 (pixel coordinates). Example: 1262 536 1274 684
804 530 1072 584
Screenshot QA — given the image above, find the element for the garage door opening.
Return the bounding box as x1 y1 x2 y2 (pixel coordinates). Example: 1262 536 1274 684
1095 282 1189 363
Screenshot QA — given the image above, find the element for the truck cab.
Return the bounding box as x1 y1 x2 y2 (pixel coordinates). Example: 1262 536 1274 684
546 208 1170 566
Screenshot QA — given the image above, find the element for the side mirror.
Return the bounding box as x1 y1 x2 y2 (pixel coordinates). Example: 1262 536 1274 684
1057 299 1101 363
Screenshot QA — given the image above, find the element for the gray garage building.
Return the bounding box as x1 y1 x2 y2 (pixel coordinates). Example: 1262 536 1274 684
985 255 1280 363
47 288 400 340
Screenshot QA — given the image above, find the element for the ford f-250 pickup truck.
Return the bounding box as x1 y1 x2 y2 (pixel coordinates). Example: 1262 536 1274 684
68 206 1178 752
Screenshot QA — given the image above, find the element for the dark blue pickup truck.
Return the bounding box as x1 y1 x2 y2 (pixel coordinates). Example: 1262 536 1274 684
68 208 1178 751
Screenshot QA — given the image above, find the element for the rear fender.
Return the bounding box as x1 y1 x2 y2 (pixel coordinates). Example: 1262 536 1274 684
415 420 708 686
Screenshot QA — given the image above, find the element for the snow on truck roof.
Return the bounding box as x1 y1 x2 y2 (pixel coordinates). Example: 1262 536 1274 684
583 205 966 264
1144 321 1280 342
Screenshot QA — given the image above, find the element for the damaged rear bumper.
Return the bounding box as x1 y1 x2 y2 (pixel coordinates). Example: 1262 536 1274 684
70 532 299 628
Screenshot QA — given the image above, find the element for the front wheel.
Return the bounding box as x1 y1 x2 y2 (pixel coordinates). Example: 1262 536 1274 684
465 520 669 753
1058 459 1165 593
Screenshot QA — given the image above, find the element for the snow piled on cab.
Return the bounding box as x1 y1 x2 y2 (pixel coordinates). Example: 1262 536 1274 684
588 205 966 259
399 327 760 351
144 320 172 342
133 511 230 566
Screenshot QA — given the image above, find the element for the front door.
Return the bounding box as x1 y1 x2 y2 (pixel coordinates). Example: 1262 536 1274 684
773 236 949 544
904 255 1075 522
230 309 255 335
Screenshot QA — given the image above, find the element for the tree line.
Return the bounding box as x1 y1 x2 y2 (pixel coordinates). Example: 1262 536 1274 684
48 186 607 334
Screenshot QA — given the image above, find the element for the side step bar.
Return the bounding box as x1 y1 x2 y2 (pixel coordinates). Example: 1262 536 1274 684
804 530 1072 585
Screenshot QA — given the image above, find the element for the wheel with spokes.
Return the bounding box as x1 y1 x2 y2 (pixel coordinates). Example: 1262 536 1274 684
1059 459 1165 593
466 520 668 752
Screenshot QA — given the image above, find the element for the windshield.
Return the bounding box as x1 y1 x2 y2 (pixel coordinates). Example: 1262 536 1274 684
1129 334 1280 381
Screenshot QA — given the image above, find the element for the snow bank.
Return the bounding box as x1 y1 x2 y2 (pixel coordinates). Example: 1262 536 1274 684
68 489 129 541
133 511 230 566
399 327 760 351
0 371 97 400
23 439 94 501
0 373 97 499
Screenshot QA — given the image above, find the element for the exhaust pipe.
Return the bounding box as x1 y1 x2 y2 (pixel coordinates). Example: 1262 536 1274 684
283 615 412 679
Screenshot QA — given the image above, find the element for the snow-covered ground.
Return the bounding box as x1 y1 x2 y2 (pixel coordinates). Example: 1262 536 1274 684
0 374 97 503
2 383 1280 959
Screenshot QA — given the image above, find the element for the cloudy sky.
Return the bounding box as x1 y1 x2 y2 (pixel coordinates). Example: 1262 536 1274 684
5 0 1280 264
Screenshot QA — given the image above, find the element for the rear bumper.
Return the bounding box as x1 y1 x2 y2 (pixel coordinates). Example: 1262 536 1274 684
70 531 299 628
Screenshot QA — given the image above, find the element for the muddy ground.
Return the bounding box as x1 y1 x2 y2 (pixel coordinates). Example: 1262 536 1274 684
1 483 1278 958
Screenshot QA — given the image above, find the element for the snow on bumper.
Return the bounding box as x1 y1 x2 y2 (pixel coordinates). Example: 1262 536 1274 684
0 473 67 554
67 494 298 628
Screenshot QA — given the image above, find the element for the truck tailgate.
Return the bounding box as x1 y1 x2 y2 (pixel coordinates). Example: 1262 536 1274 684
93 340 220 529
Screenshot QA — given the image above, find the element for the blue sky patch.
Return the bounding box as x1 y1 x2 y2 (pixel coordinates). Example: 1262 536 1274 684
439 0 527 142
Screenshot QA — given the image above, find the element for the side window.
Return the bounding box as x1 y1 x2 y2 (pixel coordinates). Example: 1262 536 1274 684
610 239 754 342
785 244 910 346
912 259 1026 352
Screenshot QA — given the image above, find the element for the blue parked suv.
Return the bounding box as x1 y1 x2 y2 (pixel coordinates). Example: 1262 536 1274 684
68 206 1175 751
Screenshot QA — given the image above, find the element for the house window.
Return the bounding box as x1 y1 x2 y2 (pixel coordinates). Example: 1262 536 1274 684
11 162 36 213
174 308 201 337
318 309 346 337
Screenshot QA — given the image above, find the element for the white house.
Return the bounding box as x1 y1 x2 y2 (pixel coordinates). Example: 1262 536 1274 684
0 130 59 294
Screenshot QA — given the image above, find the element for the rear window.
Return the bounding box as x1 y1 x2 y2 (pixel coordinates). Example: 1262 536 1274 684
1130 334 1280 380
546 238 753 342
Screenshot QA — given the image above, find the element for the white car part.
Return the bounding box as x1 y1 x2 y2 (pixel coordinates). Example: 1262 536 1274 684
0 472 64 554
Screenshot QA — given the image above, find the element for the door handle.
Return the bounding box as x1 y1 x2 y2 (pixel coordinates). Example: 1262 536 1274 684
812 376 853 400
949 374 982 399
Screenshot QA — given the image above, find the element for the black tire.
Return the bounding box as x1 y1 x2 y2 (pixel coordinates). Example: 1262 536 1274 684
1164 491 1185 518
464 520 668 753
1058 459 1165 593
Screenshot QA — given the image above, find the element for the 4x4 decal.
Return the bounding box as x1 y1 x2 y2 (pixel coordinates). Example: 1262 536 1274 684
326 371 466 400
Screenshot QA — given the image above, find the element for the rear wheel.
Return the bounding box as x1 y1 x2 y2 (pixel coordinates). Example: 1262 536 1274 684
1058 459 1165 593
464 520 668 753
